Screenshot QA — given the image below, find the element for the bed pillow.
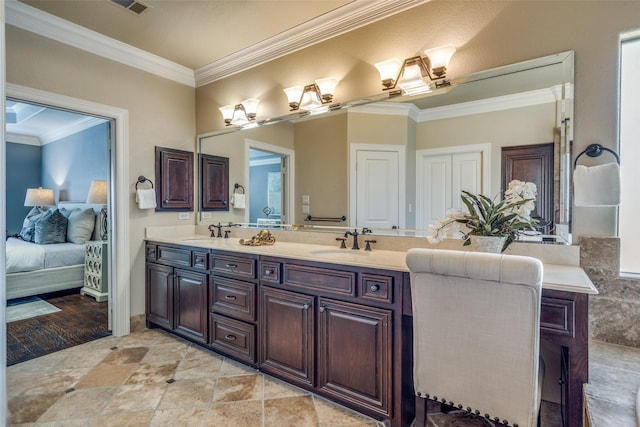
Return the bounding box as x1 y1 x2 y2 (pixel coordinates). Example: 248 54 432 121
34 209 68 244
19 207 49 242
66 208 96 244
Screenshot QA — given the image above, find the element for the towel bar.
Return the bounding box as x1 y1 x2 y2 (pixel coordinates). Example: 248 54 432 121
135 175 154 189
574 143 620 169
305 215 346 222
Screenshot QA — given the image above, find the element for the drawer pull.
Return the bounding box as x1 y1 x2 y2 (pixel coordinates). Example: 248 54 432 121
224 334 237 341
319 306 326 313
370 284 379 292
224 295 237 301
264 269 273 276
225 263 238 268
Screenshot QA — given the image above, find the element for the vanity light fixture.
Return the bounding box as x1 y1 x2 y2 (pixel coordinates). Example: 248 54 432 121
374 44 456 95
284 77 338 111
218 98 260 126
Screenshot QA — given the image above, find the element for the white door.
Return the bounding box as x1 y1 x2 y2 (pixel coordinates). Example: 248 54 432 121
354 149 401 229
417 147 485 229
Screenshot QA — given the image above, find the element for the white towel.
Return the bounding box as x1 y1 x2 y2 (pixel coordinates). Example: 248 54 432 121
231 192 246 209
573 163 621 206
136 188 157 209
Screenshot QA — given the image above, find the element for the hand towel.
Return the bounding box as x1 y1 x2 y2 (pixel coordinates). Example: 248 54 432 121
136 188 157 209
231 192 246 209
573 163 621 206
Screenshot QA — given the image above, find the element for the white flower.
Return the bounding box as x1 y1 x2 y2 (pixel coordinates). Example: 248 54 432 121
504 180 537 220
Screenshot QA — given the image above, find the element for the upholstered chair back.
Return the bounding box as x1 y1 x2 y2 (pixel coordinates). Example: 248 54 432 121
406 248 543 427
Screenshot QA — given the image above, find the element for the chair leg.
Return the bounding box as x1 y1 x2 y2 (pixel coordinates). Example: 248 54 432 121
415 395 427 427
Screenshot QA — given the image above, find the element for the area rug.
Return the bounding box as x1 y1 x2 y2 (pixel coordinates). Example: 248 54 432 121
6 296 61 323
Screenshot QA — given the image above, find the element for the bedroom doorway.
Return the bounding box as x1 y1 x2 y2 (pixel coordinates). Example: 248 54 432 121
4 98 113 363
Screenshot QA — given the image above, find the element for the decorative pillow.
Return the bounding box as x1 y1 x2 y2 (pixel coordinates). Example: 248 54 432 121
34 209 68 244
59 207 79 219
19 207 49 242
67 208 96 244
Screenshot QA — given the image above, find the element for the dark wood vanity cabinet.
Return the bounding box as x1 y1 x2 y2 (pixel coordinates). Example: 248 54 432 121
200 154 229 211
258 257 399 421
145 243 208 344
155 146 194 211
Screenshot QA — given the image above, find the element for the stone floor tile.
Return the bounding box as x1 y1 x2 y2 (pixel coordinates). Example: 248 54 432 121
8 391 65 424
206 400 263 427
157 378 215 409
38 387 117 422
101 346 149 365
173 354 223 380
264 395 318 427
263 375 309 399
123 361 179 385
314 395 377 426
150 406 209 427
74 362 138 389
94 410 155 427
102 383 168 414
213 374 263 403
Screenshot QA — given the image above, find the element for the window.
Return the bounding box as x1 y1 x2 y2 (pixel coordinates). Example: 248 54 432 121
619 36 640 274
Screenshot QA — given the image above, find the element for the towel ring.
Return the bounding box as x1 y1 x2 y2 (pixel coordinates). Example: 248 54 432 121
574 144 620 169
136 175 154 189
234 183 245 194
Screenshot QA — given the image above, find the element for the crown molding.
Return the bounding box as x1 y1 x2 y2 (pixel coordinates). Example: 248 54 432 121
194 0 431 87
40 116 108 145
6 133 41 146
5 0 196 87
349 102 420 122
418 88 556 122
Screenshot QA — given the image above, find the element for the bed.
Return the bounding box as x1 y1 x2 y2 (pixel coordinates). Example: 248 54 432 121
6 203 101 300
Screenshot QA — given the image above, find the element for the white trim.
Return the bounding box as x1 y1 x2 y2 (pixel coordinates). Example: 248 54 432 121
244 139 295 225
1 8 9 423
40 116 107 145
349 143 406 230
5 83 131 337
5 0 429 88
415 143 492 230
5 0 195 87
5 133 40 145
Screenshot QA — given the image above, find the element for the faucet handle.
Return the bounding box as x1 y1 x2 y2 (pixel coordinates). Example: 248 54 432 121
362 227 372 235
364 239 377 251
335 237 347 249
224 230 231 238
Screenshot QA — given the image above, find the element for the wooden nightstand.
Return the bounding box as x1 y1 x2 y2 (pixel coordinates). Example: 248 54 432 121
81 240 108 302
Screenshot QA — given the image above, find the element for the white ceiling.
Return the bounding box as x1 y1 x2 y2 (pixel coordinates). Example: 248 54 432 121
6 0 428 142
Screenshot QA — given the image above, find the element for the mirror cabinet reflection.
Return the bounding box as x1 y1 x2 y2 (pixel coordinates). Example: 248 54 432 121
198 51 574 243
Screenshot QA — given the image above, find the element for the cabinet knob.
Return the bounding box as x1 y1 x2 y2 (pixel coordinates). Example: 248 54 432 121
264 269 272 276
319 306 326 312
224 295 237 301
224 334 236 341
370 284 380 292
303 303 310 310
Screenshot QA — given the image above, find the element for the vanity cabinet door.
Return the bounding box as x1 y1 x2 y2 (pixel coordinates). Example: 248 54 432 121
146 262 174 330
155 146 194 211
317 298 392 418
259 286 315 388
174 268 208 344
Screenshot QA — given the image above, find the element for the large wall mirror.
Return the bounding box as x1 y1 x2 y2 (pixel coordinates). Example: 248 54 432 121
198 51 574 242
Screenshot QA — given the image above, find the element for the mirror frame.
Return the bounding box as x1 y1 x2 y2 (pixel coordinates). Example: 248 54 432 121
197 51 574 240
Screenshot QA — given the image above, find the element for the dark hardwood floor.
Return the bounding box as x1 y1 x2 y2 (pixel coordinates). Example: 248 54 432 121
6 289 110 366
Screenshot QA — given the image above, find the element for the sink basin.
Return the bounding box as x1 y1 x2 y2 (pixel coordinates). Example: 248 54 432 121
308 249 368 257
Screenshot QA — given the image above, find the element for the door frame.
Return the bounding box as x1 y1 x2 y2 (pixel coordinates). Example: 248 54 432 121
5 83 131 337
415 143 491 230
244 138 295 225
349 143 405 230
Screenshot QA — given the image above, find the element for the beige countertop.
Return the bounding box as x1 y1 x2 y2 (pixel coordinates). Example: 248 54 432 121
146 234 598 295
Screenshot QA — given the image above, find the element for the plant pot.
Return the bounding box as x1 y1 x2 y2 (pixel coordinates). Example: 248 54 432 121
470 235 507 253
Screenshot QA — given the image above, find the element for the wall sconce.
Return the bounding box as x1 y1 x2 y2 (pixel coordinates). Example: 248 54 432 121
218 99 260 126
24 187 55 208
284 77 338 111
374 45 456 95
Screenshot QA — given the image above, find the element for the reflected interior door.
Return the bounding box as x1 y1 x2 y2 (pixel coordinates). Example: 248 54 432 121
355 150 399 229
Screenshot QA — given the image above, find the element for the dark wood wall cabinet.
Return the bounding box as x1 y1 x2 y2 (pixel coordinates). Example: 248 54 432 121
145 241 410 427
155 146 194 211
200 154 229 211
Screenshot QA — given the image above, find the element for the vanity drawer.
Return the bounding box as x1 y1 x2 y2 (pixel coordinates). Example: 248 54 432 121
540 297 575 337
157 245 192 268
283 263 356 297
211 253 257 281
359 273 394 305
211 277 256 322
192 251 209 270
145 243 157 261
260 261 281 284
209 313 256 364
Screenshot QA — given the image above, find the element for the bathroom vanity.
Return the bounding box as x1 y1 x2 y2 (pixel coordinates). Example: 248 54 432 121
145 235 596 427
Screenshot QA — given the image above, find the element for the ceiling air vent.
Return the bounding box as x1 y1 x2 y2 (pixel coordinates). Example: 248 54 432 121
109 0 149 15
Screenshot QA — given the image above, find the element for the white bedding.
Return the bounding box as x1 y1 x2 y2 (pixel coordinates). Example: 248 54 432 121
6 237 85 274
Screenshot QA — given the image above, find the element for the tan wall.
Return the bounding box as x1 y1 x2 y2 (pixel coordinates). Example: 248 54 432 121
6 26 196 316
197 0 640 240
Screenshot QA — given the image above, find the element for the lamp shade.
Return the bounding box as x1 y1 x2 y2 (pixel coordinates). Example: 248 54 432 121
86 180 108 204
374 58 403 82
24 187 55 207
424 45 456 70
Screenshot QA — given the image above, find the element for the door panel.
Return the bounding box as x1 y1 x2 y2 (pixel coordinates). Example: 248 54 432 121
355 150 400 229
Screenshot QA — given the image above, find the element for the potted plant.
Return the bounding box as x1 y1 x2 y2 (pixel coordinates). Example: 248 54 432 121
427 180 540 252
